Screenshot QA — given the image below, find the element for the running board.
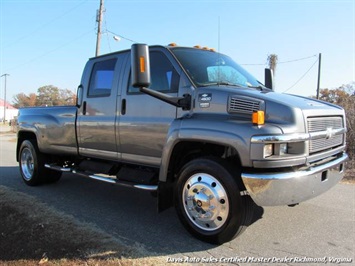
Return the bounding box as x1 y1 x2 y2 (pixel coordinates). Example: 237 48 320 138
44 164 158 191
44 164 72 172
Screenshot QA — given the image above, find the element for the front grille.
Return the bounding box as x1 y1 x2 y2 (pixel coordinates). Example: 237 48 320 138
307 116 344 154
307 117 343 132
228 96 264 114
310 135 344 153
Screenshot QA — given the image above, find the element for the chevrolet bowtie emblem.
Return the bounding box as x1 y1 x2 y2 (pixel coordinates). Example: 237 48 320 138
325 127 334 139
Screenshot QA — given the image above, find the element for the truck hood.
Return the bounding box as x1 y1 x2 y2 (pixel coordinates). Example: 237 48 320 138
194 86 345 133
227 87 343 111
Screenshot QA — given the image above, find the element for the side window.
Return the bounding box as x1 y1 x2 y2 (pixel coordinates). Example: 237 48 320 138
128 52 179 93
88 58 117 97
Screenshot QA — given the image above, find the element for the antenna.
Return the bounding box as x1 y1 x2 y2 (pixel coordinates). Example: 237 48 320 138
316 53 322 99
217 17 221 83
218 16 220 54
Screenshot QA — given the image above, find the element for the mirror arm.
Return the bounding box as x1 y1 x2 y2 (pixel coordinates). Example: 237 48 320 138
139 87 191 110
178 94 191 111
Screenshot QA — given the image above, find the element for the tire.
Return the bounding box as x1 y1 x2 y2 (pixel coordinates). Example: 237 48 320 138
174 157 253 244
19 140 62 186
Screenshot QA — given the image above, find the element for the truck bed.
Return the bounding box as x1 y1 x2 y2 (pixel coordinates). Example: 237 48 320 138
17 106 78 156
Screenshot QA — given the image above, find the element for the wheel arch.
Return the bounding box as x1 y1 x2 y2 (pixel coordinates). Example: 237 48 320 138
161 140 242 183
17 131 37 162
157 139 243 212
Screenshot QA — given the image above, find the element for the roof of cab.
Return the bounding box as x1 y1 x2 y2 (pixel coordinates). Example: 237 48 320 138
89 44 216 60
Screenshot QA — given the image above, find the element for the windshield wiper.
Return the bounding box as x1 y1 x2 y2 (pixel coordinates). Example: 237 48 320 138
248 84 271 92
200 82 242 87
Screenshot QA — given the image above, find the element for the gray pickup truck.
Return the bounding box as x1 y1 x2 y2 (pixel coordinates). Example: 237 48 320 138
17 44 348 244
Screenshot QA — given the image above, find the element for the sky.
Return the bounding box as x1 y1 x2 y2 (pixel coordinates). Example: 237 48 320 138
0 0 354 104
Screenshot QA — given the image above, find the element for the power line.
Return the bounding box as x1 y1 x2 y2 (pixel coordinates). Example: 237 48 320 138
240 62 266 66
278 54 317 64
105 30 137 43
240 54 317 66
3 0 89 48
283 58 319 93
4 29 94 73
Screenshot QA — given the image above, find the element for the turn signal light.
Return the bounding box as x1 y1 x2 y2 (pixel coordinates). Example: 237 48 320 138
139 57 145 73
252 111 265 125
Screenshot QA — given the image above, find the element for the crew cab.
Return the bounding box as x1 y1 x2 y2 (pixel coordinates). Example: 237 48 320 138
17 44 348 244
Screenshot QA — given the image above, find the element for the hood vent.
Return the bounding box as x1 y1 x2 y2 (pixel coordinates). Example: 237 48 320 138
228 96 265 114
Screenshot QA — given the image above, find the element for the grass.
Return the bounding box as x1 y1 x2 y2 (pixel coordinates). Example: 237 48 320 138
0 186 172 266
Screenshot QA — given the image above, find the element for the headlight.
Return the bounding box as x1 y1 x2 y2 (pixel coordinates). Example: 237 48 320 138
279 143 288 155
263 143 288 158
263 144 273 158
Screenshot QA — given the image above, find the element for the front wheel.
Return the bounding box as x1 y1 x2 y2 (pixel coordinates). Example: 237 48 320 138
174 157 252 244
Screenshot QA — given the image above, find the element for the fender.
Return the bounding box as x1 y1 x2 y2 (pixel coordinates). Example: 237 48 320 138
17 106 78 156
159 115 283 182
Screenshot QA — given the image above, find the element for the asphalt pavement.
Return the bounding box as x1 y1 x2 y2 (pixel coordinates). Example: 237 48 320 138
0 132 354 265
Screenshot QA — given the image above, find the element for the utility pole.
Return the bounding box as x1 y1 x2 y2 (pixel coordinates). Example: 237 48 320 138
316 53 322 99
95 0 104 57
1 74 9 124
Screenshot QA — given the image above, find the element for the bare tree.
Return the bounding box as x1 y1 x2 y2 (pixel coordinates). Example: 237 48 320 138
318 82 355 163
13 85 76 108
267 54 278 75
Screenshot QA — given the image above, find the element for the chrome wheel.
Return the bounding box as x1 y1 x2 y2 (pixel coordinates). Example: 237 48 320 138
20 147 34 181
182 173 229 231
19 140 61 186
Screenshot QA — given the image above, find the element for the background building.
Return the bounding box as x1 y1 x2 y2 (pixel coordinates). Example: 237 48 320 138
0 99 18 123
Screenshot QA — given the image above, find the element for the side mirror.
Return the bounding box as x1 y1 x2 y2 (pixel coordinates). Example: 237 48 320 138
131 44 151 88
265 68 274 91
130 43 191 110
76 85 83 107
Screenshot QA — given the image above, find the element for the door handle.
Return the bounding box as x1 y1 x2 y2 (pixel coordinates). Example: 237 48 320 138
121 99 126 115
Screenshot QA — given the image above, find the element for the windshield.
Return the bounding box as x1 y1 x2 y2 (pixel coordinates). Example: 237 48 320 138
171 48 261 88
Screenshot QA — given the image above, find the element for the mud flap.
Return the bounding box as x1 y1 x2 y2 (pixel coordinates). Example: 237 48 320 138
158 180 174 212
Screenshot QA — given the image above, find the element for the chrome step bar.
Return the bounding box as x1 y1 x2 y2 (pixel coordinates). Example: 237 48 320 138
44 164 158 191
44 164 72 172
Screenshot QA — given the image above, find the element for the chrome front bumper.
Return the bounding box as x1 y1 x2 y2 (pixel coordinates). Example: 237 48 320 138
241 153 349 206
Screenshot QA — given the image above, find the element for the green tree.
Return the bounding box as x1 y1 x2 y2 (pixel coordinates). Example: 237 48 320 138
37 85 61 106
59 88 77 105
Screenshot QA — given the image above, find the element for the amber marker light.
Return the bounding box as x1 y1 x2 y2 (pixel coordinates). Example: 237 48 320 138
139 56 145 73
252 111 265 125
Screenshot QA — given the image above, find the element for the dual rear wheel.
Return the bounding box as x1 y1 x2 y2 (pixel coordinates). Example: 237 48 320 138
19 140 62 186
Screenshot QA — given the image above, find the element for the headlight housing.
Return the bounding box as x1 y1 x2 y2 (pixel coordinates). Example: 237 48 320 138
263 144 273 158
262 142 305 158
